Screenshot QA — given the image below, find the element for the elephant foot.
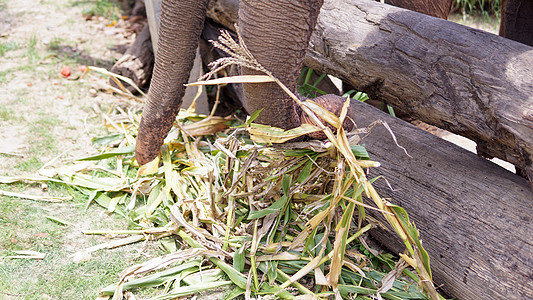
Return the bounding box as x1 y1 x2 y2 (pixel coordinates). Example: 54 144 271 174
300 94 354 139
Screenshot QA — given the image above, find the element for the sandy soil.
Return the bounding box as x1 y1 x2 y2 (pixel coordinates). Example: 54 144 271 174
0 1 153 299
0 0 136 174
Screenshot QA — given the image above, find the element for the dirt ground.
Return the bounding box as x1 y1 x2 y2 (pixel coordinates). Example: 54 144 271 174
0 1 159 299
0 0 132 170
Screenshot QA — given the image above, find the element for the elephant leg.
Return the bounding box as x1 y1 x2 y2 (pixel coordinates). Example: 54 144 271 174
239 0 351 136
500 0 533 46
136 0 209 165
238 0 323 130
385 0 453 19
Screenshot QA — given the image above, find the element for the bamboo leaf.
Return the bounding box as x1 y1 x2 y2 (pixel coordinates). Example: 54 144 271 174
303 99 341 128
209 257 248 290
351 145 370 159
88 66 146 96
248 195 288 220
150 281 232 300
100 261 201 295
138 155 160 175
77 145 135 161
233 245 246 272
224 287 245 300
186 75 275 86
296 158 314 183
45 215 70 226
329 201 356 288
248 123 321 144
92 134 124 147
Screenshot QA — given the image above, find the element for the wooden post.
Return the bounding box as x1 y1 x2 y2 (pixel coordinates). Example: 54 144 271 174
144 0 161 55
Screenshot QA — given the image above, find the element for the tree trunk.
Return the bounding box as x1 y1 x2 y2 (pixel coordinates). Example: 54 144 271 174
109 23 154 92
347 99 533 300
206 0 533 184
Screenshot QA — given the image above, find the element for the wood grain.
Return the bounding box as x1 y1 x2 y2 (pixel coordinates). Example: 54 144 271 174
306 0 533 183
350 99 533 300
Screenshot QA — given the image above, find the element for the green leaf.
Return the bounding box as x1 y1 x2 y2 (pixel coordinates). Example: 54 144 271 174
182 269 224 285
350 145 370 159
248 195 288 220
209 257 248 290
282 174 292 195
45 215 69 225
260 285 296 299
283 149 317 157
151 281 232 300
224 287 245 300
233 245 246 272
94 193 125 216
233 109 263 128
100 260 201 295
296 159 314 183
91 133 124 147
76 145 135 161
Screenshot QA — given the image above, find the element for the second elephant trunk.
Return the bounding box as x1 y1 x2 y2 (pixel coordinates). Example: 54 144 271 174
136 0 209 165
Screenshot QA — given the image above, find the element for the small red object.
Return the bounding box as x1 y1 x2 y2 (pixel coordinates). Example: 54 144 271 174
27 82 32 86
60 66 71 77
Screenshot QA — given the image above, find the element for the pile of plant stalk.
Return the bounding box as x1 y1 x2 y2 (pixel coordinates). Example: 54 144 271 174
1 33 446 299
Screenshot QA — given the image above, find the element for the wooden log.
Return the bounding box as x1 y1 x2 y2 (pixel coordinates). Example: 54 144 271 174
110 23 154 92
206 0 533 184
348 99 533 300
207 0 239 31
144 0 161 54
307 0 533 183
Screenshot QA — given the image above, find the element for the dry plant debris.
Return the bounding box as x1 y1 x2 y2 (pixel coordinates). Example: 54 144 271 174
0 30 446 300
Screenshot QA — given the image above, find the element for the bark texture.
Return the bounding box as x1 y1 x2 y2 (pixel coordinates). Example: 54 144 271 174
385 0 452 19
305 0 533 183
109 24 154 92
136 0 209 165
347 99 533 300
500 0 533 46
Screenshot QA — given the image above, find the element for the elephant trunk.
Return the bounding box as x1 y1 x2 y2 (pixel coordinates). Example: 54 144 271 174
238 0 324 130
136 0 209 165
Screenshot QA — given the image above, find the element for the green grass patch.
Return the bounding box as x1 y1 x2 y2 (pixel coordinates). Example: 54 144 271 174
47 36 67 51
15 157 43 172
453 0 501 17
0 68 13 84
75 0 121 20
0 106 16 121
23 114 62 157
0 41 18 56
25 34 40 62
0 195 136 299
